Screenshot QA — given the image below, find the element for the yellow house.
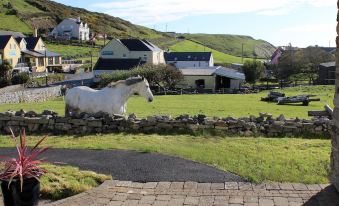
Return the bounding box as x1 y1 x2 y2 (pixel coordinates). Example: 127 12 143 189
0 35 21 68
100 39 165 65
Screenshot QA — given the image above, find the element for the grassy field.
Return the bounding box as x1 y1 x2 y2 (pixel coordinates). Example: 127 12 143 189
0 134 330 184
169 40 254 64
0 163 110 200
46 43 100 58
0 86 334 119
183 34 275 58
0 13 32 34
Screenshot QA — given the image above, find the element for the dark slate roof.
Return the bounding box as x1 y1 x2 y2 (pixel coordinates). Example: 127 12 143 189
93 58 146 71
0 35 12 49
164 52 212 62
119 39 161 51
0 31 25 38
24 37 40 50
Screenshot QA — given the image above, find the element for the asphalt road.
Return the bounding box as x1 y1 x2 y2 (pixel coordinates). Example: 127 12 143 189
0 148 245 183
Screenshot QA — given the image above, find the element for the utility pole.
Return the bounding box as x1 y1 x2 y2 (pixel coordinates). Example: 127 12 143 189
241 43 244 64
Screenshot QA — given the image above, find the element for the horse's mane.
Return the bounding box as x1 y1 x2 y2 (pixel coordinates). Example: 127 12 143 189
107 76 144 88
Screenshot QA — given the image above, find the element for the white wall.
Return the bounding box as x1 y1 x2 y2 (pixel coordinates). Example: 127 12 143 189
167 61 211 68
51 19 90 41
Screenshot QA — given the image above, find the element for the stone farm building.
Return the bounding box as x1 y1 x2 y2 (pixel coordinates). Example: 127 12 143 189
0 35 61 73
93 39 165 78
164 52 214 68
179 66 245 92
318 61 335 85
51 17 90 41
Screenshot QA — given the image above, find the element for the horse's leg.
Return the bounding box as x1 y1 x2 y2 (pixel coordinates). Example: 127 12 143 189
65 104 70 117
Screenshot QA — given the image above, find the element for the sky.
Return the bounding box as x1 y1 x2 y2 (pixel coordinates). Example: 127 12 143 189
53 0 337 47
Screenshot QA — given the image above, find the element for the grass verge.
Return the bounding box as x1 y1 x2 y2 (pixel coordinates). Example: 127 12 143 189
0 134 331 184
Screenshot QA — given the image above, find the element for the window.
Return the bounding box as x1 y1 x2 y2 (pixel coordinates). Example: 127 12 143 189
9 44 11 49
38 58 44 66
48 57 53 65
195 79 205 88
55 57 60 64
123 54 127 58
14 44 16 49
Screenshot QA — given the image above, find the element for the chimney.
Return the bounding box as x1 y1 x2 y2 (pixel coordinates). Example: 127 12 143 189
77 17 81 23
33 28 38 37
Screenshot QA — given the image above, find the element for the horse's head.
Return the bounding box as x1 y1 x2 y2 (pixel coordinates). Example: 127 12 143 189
126 76 154 102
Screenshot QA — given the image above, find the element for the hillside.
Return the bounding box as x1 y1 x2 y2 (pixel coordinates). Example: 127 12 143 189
170 40 254 64
183 34 276 59
0 0 275 60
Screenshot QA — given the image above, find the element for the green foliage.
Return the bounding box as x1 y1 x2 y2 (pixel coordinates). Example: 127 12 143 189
0 86 334 119
99 64 183 89
242 60 265 85
0 134 331 184
26 73 66 87
11 72 29 85
169 40 255 64
275 47 335 82
0 60 13 87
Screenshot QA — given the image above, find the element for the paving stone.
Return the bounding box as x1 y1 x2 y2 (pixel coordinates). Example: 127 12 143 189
184 182 198 190
139 196 156 204
170 182 184 189
225 182 239 190
291 183 308 191
130 182 144 188
273 197 288 205
229 196 243 204
244 203 259 206
252 184 266 190
258 198 274 206
107 201 124 206
197 183 211 190
306 184 322 191
265 183 280 190
288 197 303 203
156 182 171 189
121 200 138 206
116 181 132 187
278 183 293 190
211 183 225 190
239 182 252 191
184 196 200 205
153 200 169 206
157 195 172 201
143 182 158 189
244 196 258 203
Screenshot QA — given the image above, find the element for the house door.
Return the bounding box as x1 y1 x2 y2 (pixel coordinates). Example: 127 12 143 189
215 75 231 90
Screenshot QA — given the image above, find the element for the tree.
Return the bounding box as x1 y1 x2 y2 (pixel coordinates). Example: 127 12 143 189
242 60 265 86
0 60 13 87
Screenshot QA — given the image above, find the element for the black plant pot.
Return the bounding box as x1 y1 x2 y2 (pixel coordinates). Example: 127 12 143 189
1 178 40 206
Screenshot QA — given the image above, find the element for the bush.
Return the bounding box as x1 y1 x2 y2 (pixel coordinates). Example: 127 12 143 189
11 72 30 85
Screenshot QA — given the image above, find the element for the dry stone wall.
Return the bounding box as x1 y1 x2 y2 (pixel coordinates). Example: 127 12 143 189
331 0 339 191
0 110 332 138
0 86 62 104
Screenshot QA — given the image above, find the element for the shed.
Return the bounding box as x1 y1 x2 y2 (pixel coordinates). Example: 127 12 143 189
318 62 335 85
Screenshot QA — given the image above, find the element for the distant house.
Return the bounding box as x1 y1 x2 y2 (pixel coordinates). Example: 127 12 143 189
0 34 61 73
318 62 335 85
164 52 214 68
0 35 22 69
270 47 283 65
100 39 165 64
179 66 245 92
0 30 25 38
51 17 90 41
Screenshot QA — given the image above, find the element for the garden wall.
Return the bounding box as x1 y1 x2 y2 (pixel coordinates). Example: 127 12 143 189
0 86 61 104
0 110 332 138
331 0 339 191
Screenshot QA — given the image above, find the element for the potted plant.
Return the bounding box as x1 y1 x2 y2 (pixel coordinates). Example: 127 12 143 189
0 128 49 206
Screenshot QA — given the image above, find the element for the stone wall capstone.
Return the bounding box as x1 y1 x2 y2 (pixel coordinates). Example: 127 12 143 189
0 110 332 138
331 0 339 192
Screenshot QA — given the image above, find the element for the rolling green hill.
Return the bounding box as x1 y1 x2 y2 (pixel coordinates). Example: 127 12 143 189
0 0 275 60
170 40 254 64
183 34 276 59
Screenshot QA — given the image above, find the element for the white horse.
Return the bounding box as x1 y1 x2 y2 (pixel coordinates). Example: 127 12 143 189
64 76 153 116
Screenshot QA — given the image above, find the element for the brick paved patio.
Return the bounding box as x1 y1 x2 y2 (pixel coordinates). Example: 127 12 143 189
41 181 339 206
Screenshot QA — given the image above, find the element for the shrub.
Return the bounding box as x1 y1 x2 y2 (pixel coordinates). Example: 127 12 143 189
11 72 30 85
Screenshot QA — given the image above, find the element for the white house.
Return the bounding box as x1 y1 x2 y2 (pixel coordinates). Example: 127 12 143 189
51 17 90 41
93 39 165 79
164 52 214 68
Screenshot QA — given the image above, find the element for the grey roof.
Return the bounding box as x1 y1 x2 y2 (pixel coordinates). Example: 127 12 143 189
93 58 146 71
22 50 61 57
180 66 245 80
319 62 335 68
165 52 212 62
118 39 162 52
0 31 25 38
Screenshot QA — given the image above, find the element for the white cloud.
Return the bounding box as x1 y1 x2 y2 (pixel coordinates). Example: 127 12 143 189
90 0 335 25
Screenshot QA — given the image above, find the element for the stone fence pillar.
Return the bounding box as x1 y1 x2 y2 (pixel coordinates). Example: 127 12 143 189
331 0 339 191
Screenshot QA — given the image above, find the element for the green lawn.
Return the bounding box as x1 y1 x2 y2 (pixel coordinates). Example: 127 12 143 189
169 40 254 64
0 86 334 119
0 134 330 184
9 0 43 13
0 13 32 34
0 163 110 200
46 43 100 58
